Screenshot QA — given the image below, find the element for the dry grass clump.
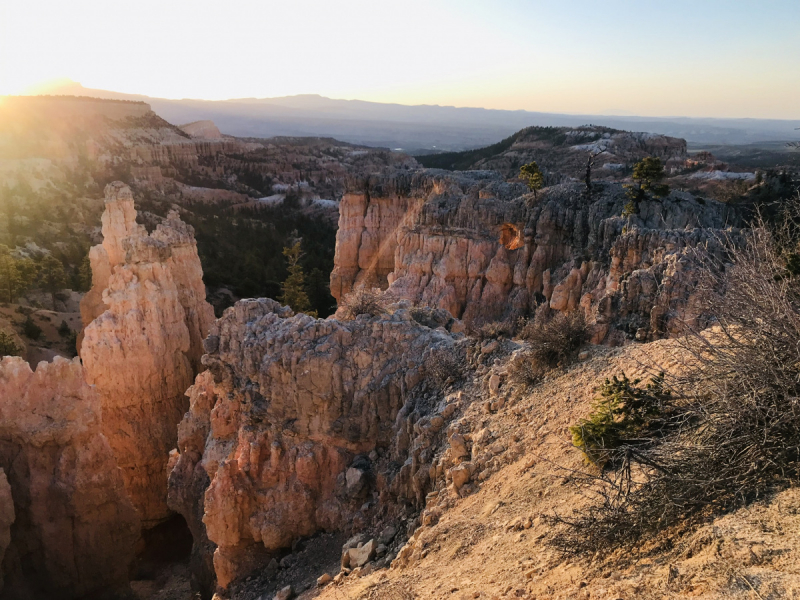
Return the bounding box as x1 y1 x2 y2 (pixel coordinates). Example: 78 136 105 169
550 201 800 555
507 352 546 389
339 288 390 320
467 318 515 340
519 306 587 368
425 346 466 388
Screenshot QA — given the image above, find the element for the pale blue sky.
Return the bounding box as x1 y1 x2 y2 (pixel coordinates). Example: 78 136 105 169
1 0 798 118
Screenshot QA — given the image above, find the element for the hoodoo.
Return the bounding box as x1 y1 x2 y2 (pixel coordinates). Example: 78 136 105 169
81 182 214 526
0 356 140 598
168 298 467 593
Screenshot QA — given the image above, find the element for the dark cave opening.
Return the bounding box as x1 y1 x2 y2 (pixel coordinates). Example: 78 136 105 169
132 514 194 582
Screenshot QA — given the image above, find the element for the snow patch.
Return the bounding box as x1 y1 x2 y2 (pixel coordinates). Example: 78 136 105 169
258 194 285 206
690 170 755 181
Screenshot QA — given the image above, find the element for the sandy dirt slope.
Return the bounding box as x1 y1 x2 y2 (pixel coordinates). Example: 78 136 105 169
306 340 800 600
0 303 80 364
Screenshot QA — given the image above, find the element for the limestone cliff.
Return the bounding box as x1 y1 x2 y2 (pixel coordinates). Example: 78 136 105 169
81 182 214 525
0 356 140 599
168 298 466 593
331 171 733 343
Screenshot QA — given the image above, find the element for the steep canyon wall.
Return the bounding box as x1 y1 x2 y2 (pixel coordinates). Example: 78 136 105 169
331 171 734 343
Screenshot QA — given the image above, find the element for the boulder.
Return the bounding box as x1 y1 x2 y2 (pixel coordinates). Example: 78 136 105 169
449 463 473 490
273 585 294 600
347 539 377 568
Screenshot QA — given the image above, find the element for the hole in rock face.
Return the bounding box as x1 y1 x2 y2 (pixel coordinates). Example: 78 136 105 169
133 514 193 581
499 223 523 250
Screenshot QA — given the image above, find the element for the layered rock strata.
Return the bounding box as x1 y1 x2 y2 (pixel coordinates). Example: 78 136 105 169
0 356 140 599
331 171 734 343
81 182 214 525
168 299 466 594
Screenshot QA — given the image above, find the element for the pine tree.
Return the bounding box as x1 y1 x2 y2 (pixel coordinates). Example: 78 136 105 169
79 253 93 291
0 246 23 303
520 161 544 198
280 241 317 317
624 156 670 202
0 330 21 357
39 254 67 308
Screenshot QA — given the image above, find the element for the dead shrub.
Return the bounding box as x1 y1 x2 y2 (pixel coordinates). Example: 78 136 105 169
467 317 515 340
339 288 389 320
409 305 452 330
507 352 546 389
548 200 800 555
425 345 465 388
520 307 587 368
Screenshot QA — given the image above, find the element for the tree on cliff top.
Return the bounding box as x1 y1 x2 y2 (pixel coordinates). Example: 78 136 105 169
624 156 669 204
280 241 318 318
520 161 544 198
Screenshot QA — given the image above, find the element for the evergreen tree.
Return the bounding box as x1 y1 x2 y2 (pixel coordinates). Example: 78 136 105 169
624 156 669 203
279 241 317 317
79 253 93 291
0 330 21 357
520 161 544 198
39 254 67 308
0 246 23 303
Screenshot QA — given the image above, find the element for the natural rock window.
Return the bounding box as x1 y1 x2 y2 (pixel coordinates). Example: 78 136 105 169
499 223 523 250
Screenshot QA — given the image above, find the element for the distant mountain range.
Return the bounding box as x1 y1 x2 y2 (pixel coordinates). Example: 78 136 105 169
24 80 800 151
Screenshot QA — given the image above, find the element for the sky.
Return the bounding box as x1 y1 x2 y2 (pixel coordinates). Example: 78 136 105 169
1 0 798 119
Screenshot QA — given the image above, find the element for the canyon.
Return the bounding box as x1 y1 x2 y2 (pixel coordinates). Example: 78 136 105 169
0 182 214 597
1 95 798 600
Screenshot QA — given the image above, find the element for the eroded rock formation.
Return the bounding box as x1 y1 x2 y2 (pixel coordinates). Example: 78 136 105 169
0 356 140 599
81 182 214 526
168 298 465 593
0 469 13 594
331 171 734 343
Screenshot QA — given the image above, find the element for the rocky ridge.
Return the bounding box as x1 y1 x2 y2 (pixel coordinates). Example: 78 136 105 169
418 125 687 183
331 170 735 343
167 298 468 596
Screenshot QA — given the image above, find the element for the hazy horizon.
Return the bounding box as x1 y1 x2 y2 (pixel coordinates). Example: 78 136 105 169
2 0 799 120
